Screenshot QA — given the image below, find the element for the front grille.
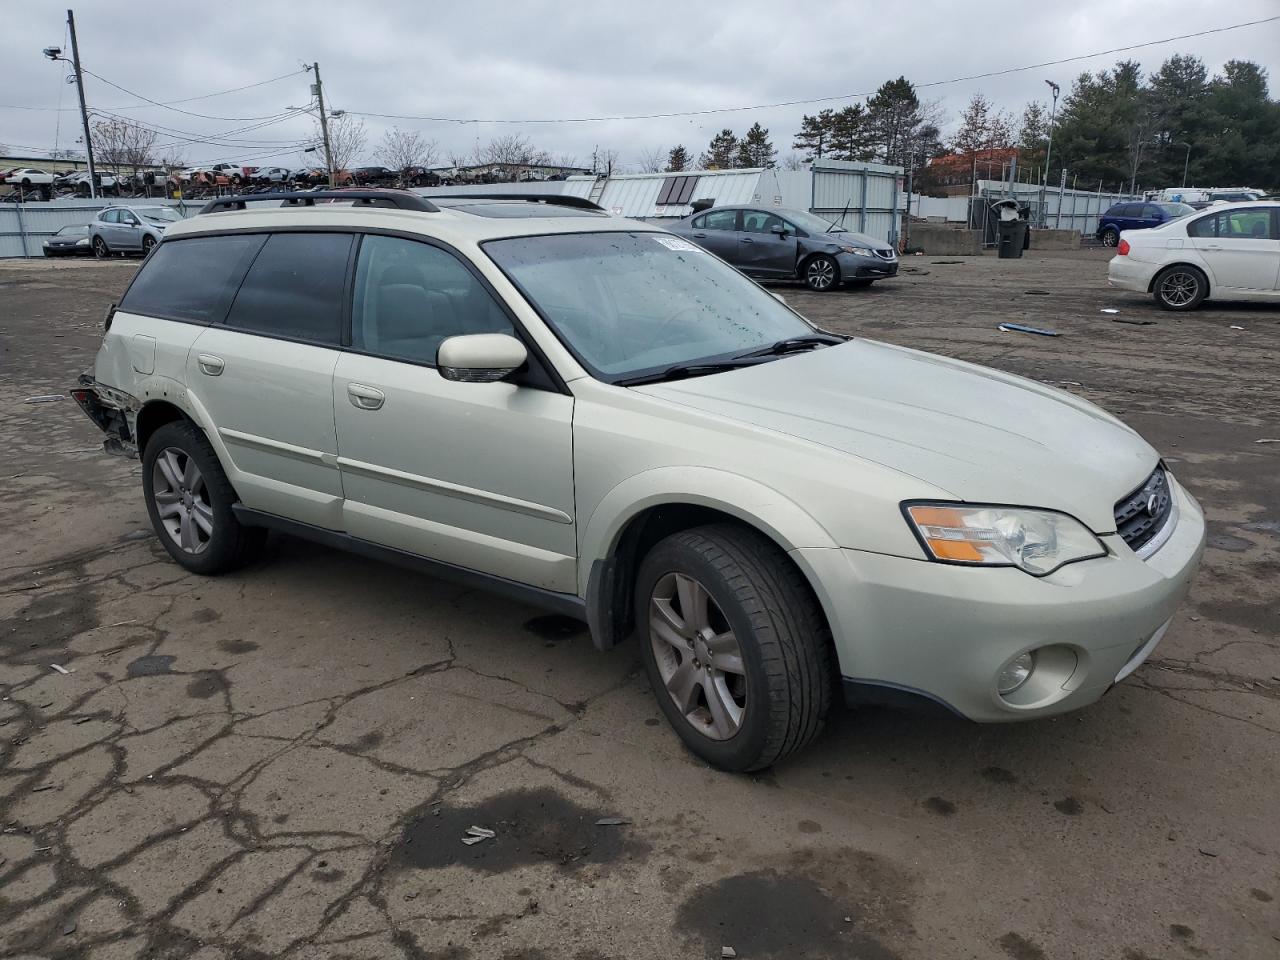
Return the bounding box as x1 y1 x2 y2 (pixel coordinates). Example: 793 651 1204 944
1114 466 1174 554
873 248 896 260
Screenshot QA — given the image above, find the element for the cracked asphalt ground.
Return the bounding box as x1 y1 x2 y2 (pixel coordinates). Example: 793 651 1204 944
1 248 1276 960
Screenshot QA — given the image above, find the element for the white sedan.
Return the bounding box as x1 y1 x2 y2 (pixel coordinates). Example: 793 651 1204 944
1108 201 1280 310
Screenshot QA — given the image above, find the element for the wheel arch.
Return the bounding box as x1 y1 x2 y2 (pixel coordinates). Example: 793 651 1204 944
1147 260 1211 295
135 399 191 456
580 470 840 655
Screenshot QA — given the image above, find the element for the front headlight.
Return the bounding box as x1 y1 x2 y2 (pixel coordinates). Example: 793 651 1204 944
839 244 874 256
76 238 90 246
903 502 1106 576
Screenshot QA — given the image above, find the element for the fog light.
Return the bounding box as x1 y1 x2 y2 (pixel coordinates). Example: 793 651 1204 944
997 652 1035 695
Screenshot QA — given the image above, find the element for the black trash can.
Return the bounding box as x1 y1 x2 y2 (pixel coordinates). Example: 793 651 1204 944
997 220 1028 259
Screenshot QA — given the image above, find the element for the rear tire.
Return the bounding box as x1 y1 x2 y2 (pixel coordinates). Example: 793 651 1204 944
1100 227 1119 247
142 421 266 575
803 254 840 292
1152 264 1207 311
636 524 833 772
141 235 156 257
93 236 109 259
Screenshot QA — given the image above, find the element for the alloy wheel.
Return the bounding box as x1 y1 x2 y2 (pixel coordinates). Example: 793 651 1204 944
806 258 836 290
1102 230 1119 247
1158 271 1198 307
649 572 747 741
151 447 213 554
93 237 108 259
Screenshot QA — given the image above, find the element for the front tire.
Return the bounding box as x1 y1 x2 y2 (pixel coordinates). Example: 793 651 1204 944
803 254 840 292
1100 227 1119 247
142 421 265 575
1152 265 1207 311
636 524 833 772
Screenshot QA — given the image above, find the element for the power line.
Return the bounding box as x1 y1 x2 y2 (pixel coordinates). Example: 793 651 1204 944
0 68 307 115
346 15 1280 125
77 67 296 121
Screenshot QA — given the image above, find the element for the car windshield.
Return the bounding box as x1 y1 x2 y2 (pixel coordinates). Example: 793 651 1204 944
778 209 850 234
1157 202 1196 218
56 225 88 236
485 231 816 381
137 207 182 222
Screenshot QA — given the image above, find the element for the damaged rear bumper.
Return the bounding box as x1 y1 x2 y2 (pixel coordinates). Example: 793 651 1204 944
71 373 139 458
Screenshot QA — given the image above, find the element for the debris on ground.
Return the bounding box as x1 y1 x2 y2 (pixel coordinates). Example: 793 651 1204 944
62 920 76 936
998 322 1061 337
49 663 73 676
1198 847 1219 857
22 395 65 404
32 784 57 793
1100 308 1120 314
1255 439 1279 444
1229 325 1244 330
462 825 496 845
722 947 737 959
595 817 631 826
931 260 964 265
1024 289 1052 295
1112 317 1156 325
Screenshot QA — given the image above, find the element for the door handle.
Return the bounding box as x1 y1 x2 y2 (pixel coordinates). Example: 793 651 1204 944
692 233 707 239
1204 244 1223 250
741 237 755 243
197 354 224 376
347 383 385 410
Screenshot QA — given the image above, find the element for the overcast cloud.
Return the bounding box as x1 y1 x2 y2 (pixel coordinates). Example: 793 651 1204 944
3 0 1278 170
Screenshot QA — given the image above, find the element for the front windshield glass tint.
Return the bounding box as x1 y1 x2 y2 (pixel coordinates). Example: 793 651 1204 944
56 225 88 236
485 232 814 380
1158 202 1196 218
138 207 182 222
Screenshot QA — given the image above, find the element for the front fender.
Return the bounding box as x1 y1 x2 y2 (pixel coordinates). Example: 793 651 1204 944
576 465 839 596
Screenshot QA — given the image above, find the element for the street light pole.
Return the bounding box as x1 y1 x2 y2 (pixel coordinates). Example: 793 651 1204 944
44 10 98 198
309 63 335 187
1174 141 1192 187
1039 79 1060 227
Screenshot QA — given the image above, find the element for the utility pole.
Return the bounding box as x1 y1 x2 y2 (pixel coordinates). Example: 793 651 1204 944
66 9 97 199
1039 79 1060 228
310 62 335 187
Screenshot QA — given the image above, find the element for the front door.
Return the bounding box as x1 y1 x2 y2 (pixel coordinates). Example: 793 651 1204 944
688 208 741 262
186 231 352 529
1188 207 1280 291
737 210 798 278
116 209 144 250
332 233 577 593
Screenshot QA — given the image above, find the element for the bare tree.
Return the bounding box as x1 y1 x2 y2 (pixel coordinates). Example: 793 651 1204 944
90 116 159 175
315 114 367 171
637 146 665 173
376 127 439 172
156 145 187 172
593 147 620 176
780 151 805 171
552 153 579 170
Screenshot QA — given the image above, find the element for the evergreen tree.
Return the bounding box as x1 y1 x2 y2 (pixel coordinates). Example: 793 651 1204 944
866 76 924 167
736 122 776 168
700 129 739 170
792 109 835 161
665 144 690 172
1017 101 1050 173
828 104 873 161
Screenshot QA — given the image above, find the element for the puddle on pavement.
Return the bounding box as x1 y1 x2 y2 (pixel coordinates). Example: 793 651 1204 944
396 787 647 874
126 654 176 677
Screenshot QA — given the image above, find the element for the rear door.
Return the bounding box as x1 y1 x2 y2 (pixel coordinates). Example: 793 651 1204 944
687 209 741 261
737 210 797 277
186 231 354 529
332 233 577 591
1187 207 1280 291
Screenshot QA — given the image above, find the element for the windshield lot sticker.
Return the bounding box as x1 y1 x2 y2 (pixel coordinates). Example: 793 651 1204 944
653 236 699 253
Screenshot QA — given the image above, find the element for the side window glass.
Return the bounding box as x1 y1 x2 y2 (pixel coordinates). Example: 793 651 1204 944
1187 214 1218 238
1142 205 1161 219
1225 208 1273 239
103 209 119 224
702 209 738 231
351 235 514 365
691 215 705 229
742 211 785 234
225 233 352 344
120 234 266 324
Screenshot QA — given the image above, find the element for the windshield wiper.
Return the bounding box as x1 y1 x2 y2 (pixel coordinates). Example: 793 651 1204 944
736 334 845 359
615 357 773 386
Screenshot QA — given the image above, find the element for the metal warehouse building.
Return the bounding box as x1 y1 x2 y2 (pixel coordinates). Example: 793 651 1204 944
419 159 907 245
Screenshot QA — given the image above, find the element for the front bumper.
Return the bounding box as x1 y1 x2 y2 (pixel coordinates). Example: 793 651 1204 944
796 481 1205 722
838 251 899 280
1106 255 1155 293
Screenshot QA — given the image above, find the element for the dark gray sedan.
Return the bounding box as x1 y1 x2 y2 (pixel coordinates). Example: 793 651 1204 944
666 205 898 291
42 224 92 257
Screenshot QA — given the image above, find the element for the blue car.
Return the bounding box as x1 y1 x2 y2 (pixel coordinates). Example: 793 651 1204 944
1097 201 1195 246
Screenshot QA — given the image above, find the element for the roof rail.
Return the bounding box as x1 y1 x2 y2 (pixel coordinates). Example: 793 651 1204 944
198 189 439 215
431 192 604 211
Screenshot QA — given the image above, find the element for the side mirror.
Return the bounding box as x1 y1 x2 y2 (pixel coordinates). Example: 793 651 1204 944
437 334 528 383
770 223 787 235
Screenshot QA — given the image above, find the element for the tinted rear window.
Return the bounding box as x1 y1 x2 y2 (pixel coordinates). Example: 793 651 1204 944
120 234 265 323
224 232 353 344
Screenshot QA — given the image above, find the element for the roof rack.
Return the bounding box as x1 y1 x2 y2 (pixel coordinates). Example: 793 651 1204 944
431 193 604 211
198 189 439 215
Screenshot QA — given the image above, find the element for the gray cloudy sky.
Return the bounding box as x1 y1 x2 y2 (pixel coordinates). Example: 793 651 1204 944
4 0 1279 169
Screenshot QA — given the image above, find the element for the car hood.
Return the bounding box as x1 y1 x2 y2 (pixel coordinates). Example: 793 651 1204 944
634 339 1156 533
822 229 891 251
